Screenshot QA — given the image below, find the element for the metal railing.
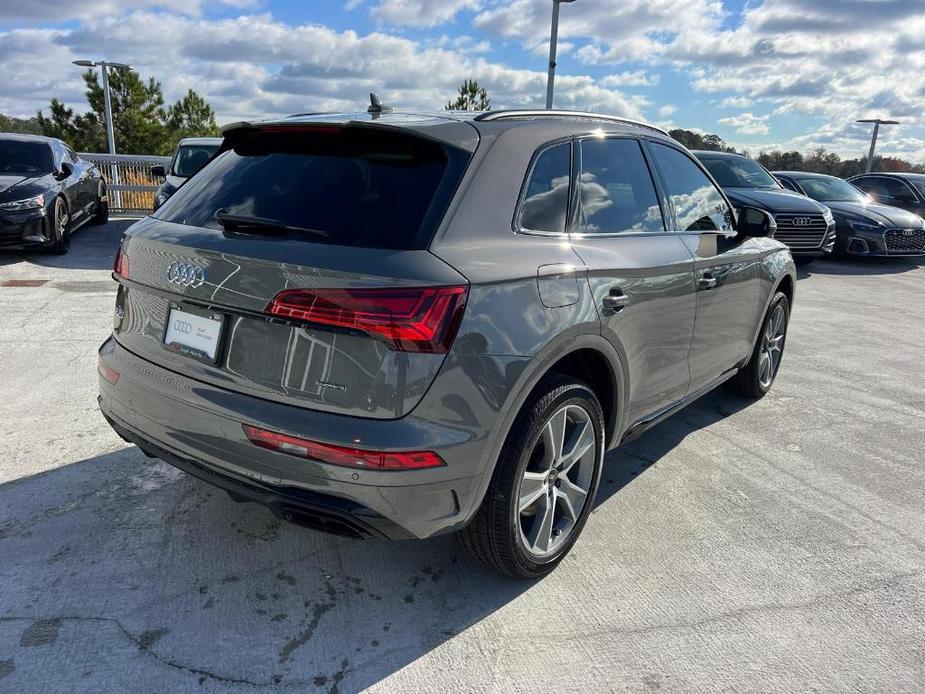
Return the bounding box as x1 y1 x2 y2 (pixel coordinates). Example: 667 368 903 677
79 152 170 216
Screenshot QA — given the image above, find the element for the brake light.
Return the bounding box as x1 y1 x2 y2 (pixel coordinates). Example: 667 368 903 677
266 286 468 353
98 362 120 385
113 246 129 279
242 425 445 471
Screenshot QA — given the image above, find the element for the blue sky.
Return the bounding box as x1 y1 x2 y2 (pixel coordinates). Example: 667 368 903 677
1 0 923 161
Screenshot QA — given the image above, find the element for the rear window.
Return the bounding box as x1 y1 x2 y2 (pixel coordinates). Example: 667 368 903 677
155 127 469 249
171 143 220 177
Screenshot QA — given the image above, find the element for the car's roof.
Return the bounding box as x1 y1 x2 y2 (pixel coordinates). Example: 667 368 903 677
178 137 222 146
0 132 56 145
773 171 836 178
221 109 674 153
850 171 925 180
690 150 745 159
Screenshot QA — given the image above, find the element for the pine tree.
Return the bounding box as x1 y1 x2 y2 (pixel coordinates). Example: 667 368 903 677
446 80 491 111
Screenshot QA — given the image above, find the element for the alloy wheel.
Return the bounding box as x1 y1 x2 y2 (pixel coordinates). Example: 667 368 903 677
517 404 597 558
55 198 69 241
758 303 786 389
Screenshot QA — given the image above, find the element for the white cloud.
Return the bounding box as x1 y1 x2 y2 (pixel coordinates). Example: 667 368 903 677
0 11 647 125
601 70 659 88
721 96 752 108
658 104 676 117
718 112 770 135
370 0 480 27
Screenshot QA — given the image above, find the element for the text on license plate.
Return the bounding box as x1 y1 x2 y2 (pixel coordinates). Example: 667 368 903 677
164 307 222 360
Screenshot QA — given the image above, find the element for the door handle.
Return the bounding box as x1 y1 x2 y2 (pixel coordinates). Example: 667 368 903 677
698 273 718 291
602 288 630 311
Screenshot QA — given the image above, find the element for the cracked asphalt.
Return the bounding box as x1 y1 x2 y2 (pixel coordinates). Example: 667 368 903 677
1 220 924 693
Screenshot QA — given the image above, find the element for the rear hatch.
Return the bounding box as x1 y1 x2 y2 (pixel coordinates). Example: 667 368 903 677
112 119 475 419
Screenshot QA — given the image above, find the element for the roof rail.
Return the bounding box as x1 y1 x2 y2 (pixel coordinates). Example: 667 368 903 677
474 109 668 135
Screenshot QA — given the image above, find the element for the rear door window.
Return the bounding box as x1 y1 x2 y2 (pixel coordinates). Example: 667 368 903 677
156 127 469 250
649 143 734 232
518 142 571 233
576 138 664 234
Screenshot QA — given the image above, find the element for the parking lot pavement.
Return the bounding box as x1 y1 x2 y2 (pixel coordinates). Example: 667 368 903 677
0 221 923 693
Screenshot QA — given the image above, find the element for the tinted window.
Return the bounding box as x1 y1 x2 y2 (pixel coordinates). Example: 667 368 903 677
157 128 467 250
518 142 571 233
698 155 780 190
577 138 664 234
777 177 800 193
0 140 54 175
650 143 733 232
795 176 867 203
857 177 916 202
171 144 221 178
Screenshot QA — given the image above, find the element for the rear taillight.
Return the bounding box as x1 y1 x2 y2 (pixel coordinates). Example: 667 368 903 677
242 425 446 471
113 246 129 279
266 286 468 353
98 362 120 385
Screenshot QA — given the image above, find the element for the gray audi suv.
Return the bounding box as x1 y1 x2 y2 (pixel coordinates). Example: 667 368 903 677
99 108 795 578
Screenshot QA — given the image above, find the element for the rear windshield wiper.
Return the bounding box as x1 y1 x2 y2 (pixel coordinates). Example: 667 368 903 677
214 209 330 238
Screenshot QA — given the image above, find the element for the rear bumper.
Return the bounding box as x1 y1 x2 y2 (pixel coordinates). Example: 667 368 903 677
97 336 487 540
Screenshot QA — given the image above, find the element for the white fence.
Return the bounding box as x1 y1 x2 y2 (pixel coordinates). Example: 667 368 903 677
79 152 170 215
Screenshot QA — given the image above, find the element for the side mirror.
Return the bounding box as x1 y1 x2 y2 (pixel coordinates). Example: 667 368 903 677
736 206 776 238
150 164 166 178
57 162 74 179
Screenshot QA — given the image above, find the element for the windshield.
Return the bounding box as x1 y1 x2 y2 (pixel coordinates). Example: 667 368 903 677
156 127 468 249
699 156 780 190
0 140 54 176
795 176 868 203
171 143 220 178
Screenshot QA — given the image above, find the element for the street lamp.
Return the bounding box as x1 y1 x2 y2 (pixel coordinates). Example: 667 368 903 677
856 118 900 173
72 59 132 155
545 0 577 109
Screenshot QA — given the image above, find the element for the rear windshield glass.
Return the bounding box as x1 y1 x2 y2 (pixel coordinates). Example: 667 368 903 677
0 140 54 176
156 127 469 249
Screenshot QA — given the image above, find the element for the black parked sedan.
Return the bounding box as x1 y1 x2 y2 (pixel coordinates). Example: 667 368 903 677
774 171 925 257
847 172 925 219
0 133 108 254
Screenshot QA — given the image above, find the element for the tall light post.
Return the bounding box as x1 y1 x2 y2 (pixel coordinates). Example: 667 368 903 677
545 0 577 109
73 60 131 210
856 118 899 173
72 59 131 154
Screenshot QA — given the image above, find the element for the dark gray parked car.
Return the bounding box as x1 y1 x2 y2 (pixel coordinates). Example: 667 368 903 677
99 109 795 577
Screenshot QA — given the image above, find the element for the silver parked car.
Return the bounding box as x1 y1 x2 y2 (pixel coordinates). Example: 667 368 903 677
99 108 795 578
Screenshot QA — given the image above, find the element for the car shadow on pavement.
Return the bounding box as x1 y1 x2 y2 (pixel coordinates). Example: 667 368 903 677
0 388 750 690
796 255 924 279
1 218 136 272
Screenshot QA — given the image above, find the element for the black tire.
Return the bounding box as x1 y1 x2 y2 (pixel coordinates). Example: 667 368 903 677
724 291 790 398
91 181 109 225
793 256 814 266
46 197 71 255
459 374 605 579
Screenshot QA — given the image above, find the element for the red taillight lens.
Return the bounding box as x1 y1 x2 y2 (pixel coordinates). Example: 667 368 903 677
113 246 129 279
98 362 120 385
266 286 468 353
242 425 445 471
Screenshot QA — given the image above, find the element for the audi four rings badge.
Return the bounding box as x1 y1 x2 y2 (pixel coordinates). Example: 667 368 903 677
166 261 207 288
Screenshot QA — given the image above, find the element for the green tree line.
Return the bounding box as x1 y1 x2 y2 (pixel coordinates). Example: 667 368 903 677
32 68 220 155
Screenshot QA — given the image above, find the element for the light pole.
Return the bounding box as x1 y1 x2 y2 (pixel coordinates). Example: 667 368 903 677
545 0 577 109
72 59 131 155
73 59 131 210
856 118 899 173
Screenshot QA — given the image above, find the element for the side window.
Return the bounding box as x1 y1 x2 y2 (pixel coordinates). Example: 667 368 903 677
778 177 799 193
577 138 664 234
852 177 876 194
649 142 734 232
877 178 916 201
518 142 571 233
